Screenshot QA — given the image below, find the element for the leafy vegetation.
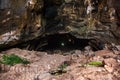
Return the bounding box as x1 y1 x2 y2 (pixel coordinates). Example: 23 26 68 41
88 61 104 66
0 54 30 66
49 62 69 75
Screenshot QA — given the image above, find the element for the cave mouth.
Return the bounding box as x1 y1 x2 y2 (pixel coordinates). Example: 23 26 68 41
39 34 92 51
0 33 104 52
16 33 104 52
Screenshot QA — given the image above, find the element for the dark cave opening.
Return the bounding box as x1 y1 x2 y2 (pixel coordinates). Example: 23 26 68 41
39 34 91 51
0 33 104 52
20 33 104 52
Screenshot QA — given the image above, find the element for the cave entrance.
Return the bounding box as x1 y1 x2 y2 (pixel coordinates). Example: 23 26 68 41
18 33 104 52
39 33 91 51
0 33 104 52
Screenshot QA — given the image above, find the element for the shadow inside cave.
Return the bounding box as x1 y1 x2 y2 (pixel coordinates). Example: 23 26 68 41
18 33 104 52
0 33 105 52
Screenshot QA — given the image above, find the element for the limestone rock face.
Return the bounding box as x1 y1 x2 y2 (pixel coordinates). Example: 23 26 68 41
0 0 43 48
0 0 120 49
46 0 120 43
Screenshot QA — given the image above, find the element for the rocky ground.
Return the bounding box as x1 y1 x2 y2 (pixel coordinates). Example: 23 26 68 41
0 47 120 80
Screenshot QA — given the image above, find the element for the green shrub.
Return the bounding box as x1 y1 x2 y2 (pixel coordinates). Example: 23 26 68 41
0 54 30 66
49 62 69 75
88 61 104 66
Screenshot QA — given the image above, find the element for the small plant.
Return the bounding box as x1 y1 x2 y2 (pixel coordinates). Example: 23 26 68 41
88 61 104 67
0 54 30 66
49 62 69 75
58 63 69 70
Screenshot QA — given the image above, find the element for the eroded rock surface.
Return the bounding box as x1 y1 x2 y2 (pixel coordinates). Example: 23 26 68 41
0 0 120 49
0 0 43 48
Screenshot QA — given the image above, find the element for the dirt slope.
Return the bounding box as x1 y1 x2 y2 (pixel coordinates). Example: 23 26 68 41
0 48 120 80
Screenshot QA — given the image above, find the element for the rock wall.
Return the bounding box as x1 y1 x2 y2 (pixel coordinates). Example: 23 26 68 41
0 0 43 48
44 0 120 44
0 0 120 49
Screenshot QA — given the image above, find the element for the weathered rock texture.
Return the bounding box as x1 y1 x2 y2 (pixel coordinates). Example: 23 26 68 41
0 0 43 48
0 0 120 49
